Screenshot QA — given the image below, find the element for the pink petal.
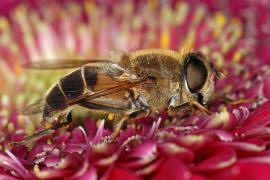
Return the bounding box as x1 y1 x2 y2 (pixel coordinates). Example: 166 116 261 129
212 162 270 180
123 141 157 168
0 174 21 180
34 168 73 179
109 168 141 180
94 120 105 145
190 174 209 180
135 158 164 176
127 141 157 160
215 139 265 154
78 166 97 180
151 156 190 180
244 127 270 139
192 147 236 172
176 135 214 151
158 142 194 163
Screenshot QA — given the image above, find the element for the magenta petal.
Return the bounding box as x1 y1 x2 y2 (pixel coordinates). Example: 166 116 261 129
43 155 61 167
192 147 236 172
190 174 208 180
213 162 270 180
203 112 234 130
244 127 270 138
121 141 157 168
151 156 190 180
135 158 164 176
158 142 194 163
94 120 105 145
0 153 31 180
58 152 84 170
67 161 90 180
34 168 73 179
0 174 21 180
109 168 141 180
215 139 265 153
176 135 214 151
95 153 119 167
117 127 137 145
62 143 85 154
243 101 270 127
77 166 97 180
127 141 157 160
147 117 162 138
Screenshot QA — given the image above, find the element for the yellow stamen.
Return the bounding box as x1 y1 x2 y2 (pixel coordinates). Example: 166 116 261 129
160 29 170 49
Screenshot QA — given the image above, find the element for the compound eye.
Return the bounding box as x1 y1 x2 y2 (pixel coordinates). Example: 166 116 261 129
185 55 208 93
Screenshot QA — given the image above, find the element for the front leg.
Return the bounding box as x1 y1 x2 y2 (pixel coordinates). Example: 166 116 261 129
168 100 211 116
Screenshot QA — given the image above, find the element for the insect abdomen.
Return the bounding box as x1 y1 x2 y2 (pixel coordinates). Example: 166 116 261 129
46 69 84 110
46 67 99 110
60 69 84 98
46 84 67 109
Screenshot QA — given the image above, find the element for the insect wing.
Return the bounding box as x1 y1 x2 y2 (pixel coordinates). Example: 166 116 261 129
21 98 47 115
22 59 112 69
77 79 152 103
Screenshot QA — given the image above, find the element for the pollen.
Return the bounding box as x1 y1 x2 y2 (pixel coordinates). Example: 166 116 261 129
224 85 233 93
7 123 15 133
214 12 227 27
160 29 170 49
232 51 244 63
47 139 52 145
108 113 114 121
0 17 10 30
34 165 40 173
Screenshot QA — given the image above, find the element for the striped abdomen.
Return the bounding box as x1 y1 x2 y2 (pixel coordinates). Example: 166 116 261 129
45 66 98 111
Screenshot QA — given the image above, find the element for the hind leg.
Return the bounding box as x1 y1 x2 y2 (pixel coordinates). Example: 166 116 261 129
12 112 72 146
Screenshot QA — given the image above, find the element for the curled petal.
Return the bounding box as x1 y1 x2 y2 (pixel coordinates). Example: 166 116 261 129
215 139 265 153
203 111 235 130
123 141 158 168
94 120 105 145
147 117 162 139
127 141 157 160
0 153 32 180
243 101 270 127
176 135 214 151
135 158 164 176
192 147 236 172
158 142 194 163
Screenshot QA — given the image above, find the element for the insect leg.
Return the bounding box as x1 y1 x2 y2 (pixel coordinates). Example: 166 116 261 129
12 113 72 146
168 102 191 116
111 108 149 142
214 93 255 105
168 101 211 116
189 100 212 115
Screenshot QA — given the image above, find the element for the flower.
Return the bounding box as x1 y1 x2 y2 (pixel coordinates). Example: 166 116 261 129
1 0 270 179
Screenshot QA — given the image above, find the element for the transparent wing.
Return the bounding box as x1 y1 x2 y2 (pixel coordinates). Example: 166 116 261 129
22 59 112 69
22 72 152 116
78 79 152 102
21 98 47 115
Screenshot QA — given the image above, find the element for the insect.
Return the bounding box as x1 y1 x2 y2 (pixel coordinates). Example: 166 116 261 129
15 49 222 145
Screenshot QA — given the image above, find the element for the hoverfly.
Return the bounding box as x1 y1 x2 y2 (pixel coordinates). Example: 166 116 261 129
15 49 223 145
